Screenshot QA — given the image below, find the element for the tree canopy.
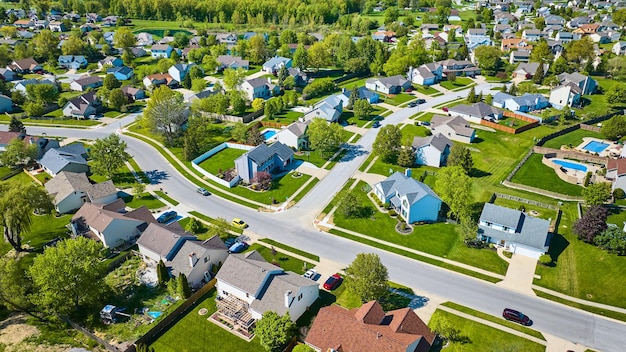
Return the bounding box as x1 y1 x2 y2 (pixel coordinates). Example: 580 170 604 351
89 133 130 178
373 125 402 163
582 182 612 206
435 166 473 219
308 118 344 157
447 144 473 174
573 205 608 243
143 86 186 145
255 311 295 352
344 253 389 302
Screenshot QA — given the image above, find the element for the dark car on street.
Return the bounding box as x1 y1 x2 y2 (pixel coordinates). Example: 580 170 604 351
502 308 532 326
157 211 177 224
416 98 426 104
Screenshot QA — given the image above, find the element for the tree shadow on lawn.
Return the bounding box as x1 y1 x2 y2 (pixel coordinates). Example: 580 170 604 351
469 168 492 178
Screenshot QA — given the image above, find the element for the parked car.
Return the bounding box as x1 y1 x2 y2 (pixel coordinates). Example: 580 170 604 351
303 269 317 280
442 107 449 112
197 187 210 196
231 218 248 229
228 241 248 253
156 211 177 224
372 121 381 128
408 101 417 108
502 308 532 326
416 98 426 104
323 274 342 290
421 121 431 126
405 87 413 92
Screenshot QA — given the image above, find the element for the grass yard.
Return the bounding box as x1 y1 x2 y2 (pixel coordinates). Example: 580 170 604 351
492 198 557 221
150 288 265 352
576 77 625 118
0 114 100 127
246 243 312 275
228 173 312 205
123 193 166 210
0 212 71 257
536 204 626 309
197 148 247 175
414 112 436 122
428 309 545 352
541 128 606 149
382 93 414 106
497 116 533 129
91 164 138 189
338 77 371 89
510 154 583 196
188 210 243 235
155 190 179 206
294 150 330 168
258 238 320 262
413 85 441 95
400 124 431 145
439 77 474 90
270 110 304 124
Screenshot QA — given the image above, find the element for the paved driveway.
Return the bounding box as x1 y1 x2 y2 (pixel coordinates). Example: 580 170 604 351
496 253 538 296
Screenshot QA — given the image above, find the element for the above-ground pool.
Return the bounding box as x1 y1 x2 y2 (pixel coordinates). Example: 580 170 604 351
582 141 609 153
552 159 588 172
262 129 277 140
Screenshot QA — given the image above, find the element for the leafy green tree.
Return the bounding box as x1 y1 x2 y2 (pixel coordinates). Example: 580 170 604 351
191 78 207 92
248 34 269 64
347 87 358 110
529 40 553 64
430 314 463 342
353 99 373 120
32 29 60 62
157 260 170 286
177 274 191 298
308 41 330 70
90 134 130 178
22 101 45 118
606 86 626 105
435 166 473 219
566 37 595 68
595 227 626 255
264 98 279 118
337 190 361 219
135 344 156 352
457 215 479 242
293 44 308 69
373 125 402 163
601 115 626 140
484 93 493 105
344 253 389 302
26 84 58 104
277 65 289 87
113 26 136 54
533 63 544 84
582 182 612 206
533 17 546 30
508 82 517 96
308 118 344 157
447 144 473 174
292 345 315 352
256 311 295 352
61 34 87 55
396 146 415 167
181 71 192 89
8 115 26 133
157 58 174 73
230 90 246 115
223 68 246 91
0 137 38 168
466 86 477 103
252 98 265 111
108 88 127 111
0 258 38 318
302 78 335 100
143 86 186 145
29 237 106 316
186 218 204 234
132 182 146 197
473 45 503 76
246 124 265 146
231 122 249 143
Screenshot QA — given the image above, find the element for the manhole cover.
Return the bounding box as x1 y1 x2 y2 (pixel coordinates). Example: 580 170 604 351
198 308 208 315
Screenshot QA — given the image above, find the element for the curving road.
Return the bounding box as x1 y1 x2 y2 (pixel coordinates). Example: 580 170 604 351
4 83 626 351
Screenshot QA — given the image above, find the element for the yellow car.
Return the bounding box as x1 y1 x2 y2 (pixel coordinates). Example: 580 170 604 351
231 218 248 229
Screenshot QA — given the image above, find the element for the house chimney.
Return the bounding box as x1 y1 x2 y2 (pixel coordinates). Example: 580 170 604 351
376 332 381 339
189 252 197 268
405 168 412 178
284 290 293 308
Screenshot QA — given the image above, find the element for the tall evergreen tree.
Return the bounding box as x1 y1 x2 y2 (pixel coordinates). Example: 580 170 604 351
533 64 544 84
466 86 476 103
8 116 26 133
177 274 191 298
157 260 170 286
347 86 358 109
508 82 517 96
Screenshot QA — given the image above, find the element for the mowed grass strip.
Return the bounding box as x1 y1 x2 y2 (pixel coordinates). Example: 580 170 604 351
197 147 247 175
258 238 320 262
510 154 583 196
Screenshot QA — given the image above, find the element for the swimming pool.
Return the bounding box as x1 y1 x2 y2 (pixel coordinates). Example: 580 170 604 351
552 159 588 172
582 141 609 153
261 129 277 140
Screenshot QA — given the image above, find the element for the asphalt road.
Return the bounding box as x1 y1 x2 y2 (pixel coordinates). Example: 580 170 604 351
4 83 626 351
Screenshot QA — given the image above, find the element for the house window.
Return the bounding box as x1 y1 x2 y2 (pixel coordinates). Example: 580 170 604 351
298 293 303 301
503 226 509 232
204 257 208 263
486 222 492 227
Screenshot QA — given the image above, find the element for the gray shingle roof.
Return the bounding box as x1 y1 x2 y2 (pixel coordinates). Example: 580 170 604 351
137 223 195 260
167 236 227 278
73 75 102 87
45 171 116 204
412 133 453 153
479 203 551 250
245 141 294 165
39 145 88 175
430 115 475 138
448 102 502 119
285 121 309 137
375 172 441 206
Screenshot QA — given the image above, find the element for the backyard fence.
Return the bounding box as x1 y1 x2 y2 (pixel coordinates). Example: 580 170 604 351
580 123 601 132
540 155 581 185
505 149 534 182
533 146 608 164
190 142 254 188
260 120 290 128
332 71 364 84
503 110 543 123
501 180 583 201
480 118 539 134
61 316 121 352
125 279 217 352
492 193 559 210
306 69 345 79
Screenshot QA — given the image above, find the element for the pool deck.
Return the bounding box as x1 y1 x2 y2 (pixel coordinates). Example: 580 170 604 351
576 137 620 158
543 156 601 185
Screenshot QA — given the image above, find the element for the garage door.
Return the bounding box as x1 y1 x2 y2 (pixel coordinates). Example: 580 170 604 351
513 244 542 259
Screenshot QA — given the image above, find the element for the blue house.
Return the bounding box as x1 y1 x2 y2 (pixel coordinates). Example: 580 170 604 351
262 56 292 74
107 66 134 81
340 87 379 104
151 44 174 58
373 171 442 224
234 142 294 183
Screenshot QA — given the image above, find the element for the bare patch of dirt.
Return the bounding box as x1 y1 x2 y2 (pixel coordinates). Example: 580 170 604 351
0 314 39 345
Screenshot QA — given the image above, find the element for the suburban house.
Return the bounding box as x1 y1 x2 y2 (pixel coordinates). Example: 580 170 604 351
407 63 443 86
79 23 99 33
234 142 294 183
365 75 411 94
262 56 292 74
137 224 228 288
0 132 59 157
613 41 626 55
214 250 319 333
168 63 196 83
429 115 476 143
44 171 117 214
48 20 67 32
12 78 56 93
62 92 101 119
412 133 453 168
0 94 12 113
305 300 435 352
107 66 134 81
466 28 493 49
340 86 379 105
522 29 545 41
478 203 551 259
373 171 442 223
438 59 480 77
39 144 89 177
606 158 626 191
121 85 146 101
13 19 34 29
302 95 343 123
509 50 531 64
136 32 154 46
8 57 41 73
513 62 549 79
58 55 88 69
241 77 278 101
150 44 174 58
215 33 238 45
216 55 249 71
70 76 103 92
555 31 574 43
447 102 503 123
70 199 156 248
143 73 178 90
500 38 533 52
0 68 18 81
98 56 123 69
549 83 582 110
492 92 550 112
275 121 309 150
372 30 396 42
557 72 596 95
288 68 308 87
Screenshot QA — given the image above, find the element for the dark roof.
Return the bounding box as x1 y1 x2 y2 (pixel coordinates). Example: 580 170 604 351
412 133 453 153
479 203 551 250
244 142 294 165
73 75 103 87
448 102 502 119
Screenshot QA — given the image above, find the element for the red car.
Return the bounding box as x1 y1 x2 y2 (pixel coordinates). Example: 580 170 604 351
442 107 449 112
502 308 532 326
323 274 342 290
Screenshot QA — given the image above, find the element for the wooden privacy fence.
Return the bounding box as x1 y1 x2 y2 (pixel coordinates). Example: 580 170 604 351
480 118 539 134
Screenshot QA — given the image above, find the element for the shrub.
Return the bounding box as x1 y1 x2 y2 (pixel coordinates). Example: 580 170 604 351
583 171 592 187
613 188 625 199
518 205 526 212
539 254 552 265
388 209 397 217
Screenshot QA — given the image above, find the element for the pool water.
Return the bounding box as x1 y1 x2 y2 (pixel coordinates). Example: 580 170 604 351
582 141 609 153
262 130 277 140
552 159 588 172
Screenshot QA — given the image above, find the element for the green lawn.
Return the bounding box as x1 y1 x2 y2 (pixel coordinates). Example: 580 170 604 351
381 93 414 106
269 110 304 124
0 114 100 127
414 112 436 122
439 77 474 90
246 244 313 275
576 77 625 119
0 212 72 257
542 128 606 149
151 289 265 352
294 150 331 168
228 173 312 205
428 309 545 352
400 124 431 145
197 148 247 175
258 238 320 262
123 193 166 210
91 164 138 189
413 85 440 95
188 211 243 235
292 177 319 203
493 198 557 221
511 154 583 196
155 190 179 206
338 77 371 89
497 116 533 129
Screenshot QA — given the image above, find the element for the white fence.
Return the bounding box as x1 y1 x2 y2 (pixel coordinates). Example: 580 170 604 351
191 142 254 188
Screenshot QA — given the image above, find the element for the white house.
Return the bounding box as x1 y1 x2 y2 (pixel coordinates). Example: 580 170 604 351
262 56 292 74
137 224 228 288
492 92 550 112
549 83 582 110
136 32 154 46
407 63 443 86
365 75 411 94
606 158 626 191
478 203 551 259
70 76 103 91
302 95 343 123
241 77 278 101
373 171 442 223
62 92 101 118
412 133 453 167
215 250 319 325
447 102 503 123
613 41 626 55
45 171 117 214
275 121 309 150
429 115 476 143
168 63 196 82
58 55 88 69
150 44 173 58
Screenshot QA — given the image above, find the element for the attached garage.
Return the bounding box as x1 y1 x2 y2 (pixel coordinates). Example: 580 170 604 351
509 243 543 259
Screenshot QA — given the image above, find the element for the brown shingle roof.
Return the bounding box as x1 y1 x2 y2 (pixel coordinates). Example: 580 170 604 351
607 158 626 176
